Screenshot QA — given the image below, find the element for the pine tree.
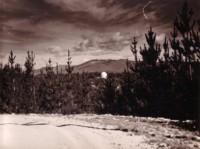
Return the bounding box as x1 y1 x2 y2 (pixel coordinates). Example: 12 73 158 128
102 73 116 114
0 64 11 112
8 51 16 69
24 51 35 77
40 58 61 113
65 50 74 75
163 37 170 62
172 1 199 79
23 51 36 113
8 51 16 91
168 1 200 121
169 26 183 72
13 63 23 113
56 62 59 75
45 58 54 78
140 27 161 66
130 37 138 64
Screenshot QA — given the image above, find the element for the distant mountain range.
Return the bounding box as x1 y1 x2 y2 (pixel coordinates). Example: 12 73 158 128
34 59 135 75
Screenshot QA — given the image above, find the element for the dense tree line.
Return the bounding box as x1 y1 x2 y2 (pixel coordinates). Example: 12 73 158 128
0 2 199 126
125 2 200 120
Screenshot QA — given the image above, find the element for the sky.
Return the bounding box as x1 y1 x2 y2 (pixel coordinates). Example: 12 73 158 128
0 0 199 68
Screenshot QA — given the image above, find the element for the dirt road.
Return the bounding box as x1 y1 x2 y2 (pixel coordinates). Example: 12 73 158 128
0 114 199 149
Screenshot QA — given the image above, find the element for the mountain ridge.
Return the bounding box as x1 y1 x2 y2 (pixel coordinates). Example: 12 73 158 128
34 59 134 75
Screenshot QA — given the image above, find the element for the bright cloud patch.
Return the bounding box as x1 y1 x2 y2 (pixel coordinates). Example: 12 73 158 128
47 46 67 57
156 33 166 45
73 32 133 53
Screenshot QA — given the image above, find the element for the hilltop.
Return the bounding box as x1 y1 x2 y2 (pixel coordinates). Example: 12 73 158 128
34 59 135 75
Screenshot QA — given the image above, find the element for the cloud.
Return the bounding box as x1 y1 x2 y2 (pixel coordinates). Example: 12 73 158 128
1 0 101 29
0 54 5 59
0 39 21 44
156 33 166 45
1 0 199 30
2 0 199 45
98 32 131 51
0 21 55 45
73 36 98 52
0 0 150 32
73 32 135 53
47 45 67 57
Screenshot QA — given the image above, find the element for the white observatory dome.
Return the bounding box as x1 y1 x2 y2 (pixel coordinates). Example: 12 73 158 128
101 71 107 79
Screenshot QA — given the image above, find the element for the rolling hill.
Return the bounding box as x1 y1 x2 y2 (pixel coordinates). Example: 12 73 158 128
34 59 134 75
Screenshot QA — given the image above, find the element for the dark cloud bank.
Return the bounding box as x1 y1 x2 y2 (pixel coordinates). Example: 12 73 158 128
1 0 199 39
0 0 200 63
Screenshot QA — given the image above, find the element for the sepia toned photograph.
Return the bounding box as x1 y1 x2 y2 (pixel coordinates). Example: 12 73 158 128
0 0 200 148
